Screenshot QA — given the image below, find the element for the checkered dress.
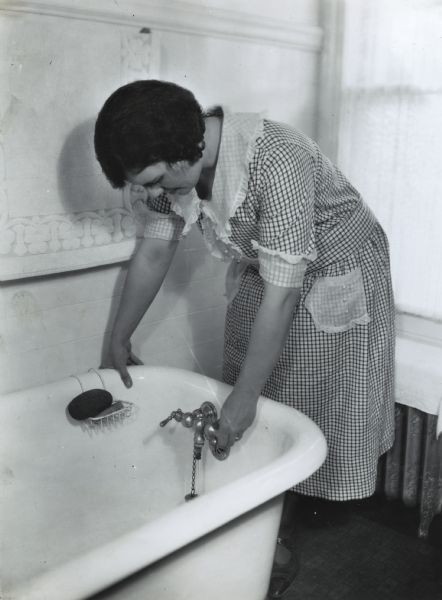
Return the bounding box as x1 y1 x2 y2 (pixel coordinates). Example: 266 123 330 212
132 111 395 501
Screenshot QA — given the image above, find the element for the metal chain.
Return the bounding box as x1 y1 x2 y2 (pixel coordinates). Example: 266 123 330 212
159 403 220 501
191 447 198 497
185 446 199 501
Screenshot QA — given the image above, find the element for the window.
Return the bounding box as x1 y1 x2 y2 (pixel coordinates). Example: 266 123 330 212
326 0 442 323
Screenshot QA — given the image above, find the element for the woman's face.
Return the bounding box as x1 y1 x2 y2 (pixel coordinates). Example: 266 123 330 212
126 160 203 199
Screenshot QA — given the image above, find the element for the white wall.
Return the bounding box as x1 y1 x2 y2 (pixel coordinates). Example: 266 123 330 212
159 32 319 130
173 0 320 25
0 226 228 393
0 0 322 394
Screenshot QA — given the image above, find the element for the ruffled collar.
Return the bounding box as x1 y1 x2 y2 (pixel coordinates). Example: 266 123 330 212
202 108 264 242
168 107 264 241
167 187 200 235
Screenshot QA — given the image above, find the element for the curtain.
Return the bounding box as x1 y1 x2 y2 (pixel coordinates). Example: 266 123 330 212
336 0 442 320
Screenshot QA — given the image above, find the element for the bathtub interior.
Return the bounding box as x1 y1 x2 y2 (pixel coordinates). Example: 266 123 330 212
0 366 326 596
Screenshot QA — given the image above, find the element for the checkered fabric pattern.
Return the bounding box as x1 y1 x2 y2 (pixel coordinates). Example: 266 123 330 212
129 186 185 241
222 119 395 500
136 114 396 501
256 249 308 288
142 210 184 240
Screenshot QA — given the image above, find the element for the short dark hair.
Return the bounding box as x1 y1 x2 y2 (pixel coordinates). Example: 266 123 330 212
94 80 206 188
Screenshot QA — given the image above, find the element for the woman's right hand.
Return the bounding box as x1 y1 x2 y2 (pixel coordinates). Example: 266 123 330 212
102 338 143 388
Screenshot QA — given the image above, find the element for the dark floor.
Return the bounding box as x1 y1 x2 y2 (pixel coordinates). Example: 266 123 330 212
269 495 442 600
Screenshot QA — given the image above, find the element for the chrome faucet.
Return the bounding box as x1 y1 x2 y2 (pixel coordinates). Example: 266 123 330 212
159 401 229 461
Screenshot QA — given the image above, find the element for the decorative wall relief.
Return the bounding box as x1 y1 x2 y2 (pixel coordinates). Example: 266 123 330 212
0 11 159 280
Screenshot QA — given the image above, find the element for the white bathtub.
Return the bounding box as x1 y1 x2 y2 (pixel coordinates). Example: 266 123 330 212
0 366 327 600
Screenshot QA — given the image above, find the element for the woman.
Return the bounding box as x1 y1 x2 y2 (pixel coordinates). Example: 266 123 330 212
94 80 395 597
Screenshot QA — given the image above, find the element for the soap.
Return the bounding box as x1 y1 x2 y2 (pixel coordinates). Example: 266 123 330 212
67 389 113 420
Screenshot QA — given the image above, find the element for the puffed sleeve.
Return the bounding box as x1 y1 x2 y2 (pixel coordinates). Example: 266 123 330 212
252 144 317 287
129 185 185 241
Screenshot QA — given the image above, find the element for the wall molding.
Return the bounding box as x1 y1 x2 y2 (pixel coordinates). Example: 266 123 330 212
0 206 137 280
0 1 323 280
1 0 323 51
0 16 156 280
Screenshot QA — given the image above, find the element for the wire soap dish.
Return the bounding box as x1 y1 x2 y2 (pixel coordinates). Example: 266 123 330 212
87 400 135 429
69 369 137 432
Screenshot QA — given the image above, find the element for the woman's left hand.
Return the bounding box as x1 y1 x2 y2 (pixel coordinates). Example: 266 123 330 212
214 390 258 455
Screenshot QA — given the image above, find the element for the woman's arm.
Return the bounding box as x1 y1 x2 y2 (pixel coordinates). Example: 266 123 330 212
216 281 302 451
104 236 179 387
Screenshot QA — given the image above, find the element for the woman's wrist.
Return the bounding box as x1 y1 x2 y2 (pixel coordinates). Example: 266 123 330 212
230 382 260 405
110 330 130 346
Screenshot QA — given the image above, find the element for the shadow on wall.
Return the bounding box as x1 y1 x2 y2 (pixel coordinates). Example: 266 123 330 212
57 118 107 214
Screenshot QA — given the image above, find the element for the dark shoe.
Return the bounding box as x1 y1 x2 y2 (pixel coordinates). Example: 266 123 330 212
267 536 299 599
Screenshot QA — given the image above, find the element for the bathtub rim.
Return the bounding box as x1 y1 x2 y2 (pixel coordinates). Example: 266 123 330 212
5 365 327 600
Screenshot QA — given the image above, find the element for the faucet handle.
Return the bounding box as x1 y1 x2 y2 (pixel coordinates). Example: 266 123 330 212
205 422 230 461
159 409 183 427
200 401 218 425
